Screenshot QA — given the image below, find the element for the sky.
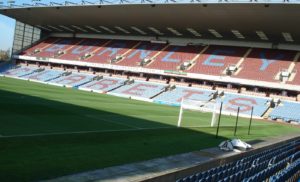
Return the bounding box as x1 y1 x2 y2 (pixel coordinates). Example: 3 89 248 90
0 14 15 51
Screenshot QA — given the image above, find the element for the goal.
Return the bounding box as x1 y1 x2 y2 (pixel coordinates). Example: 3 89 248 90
177 99 221 127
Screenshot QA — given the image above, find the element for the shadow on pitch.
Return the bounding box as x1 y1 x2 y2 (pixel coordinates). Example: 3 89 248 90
0 88 228 182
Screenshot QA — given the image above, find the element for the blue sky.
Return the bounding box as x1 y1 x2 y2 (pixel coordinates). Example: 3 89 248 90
0 14 15 51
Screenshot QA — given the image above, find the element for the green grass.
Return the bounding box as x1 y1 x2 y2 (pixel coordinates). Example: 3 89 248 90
0 77 299 182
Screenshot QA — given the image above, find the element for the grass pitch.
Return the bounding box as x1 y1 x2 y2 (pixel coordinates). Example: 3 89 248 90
0 77 299 181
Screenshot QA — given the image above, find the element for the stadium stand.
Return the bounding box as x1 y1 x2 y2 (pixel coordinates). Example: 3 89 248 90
33 39 82 58
288 58 300 85
116 41 165 67
79 77 126 92
49 73 95 87
22 37 60 55
154 86 215 105
2 3 300 182
1 65 38 77
188 46 248 75
1 64 300 122
269 158 300 182
18 38 300 89
176 140 300 182
154 86 270 117
58 39 108 61
85 40 139 63
235 49 297 82
220 93 271 117
111 80 167 98
146 45 203 70
269 101 300 123
21 69 64 82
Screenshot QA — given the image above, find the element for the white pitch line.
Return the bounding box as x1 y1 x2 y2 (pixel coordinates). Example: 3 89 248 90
0 126 177 138
181 124 271 128
85 115 141 129
0 124 271 138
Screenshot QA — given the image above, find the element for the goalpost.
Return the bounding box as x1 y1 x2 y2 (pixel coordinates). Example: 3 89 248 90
177 99 221 127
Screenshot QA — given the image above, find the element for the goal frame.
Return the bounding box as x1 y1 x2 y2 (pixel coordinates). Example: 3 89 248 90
177 98 220 128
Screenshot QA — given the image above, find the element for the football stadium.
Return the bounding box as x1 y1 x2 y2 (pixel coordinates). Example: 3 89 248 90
0 0 300 181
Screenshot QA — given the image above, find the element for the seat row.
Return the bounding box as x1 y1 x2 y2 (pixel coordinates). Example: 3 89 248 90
21 37 300 84
269 158 300 182
269 101 300 123
1 65 300 120
177 140 300 182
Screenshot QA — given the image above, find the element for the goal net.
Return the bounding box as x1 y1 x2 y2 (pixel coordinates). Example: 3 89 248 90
177 99 221 127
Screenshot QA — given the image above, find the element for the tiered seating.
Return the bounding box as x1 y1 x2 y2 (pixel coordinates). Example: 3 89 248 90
20 38 300 87
86 40 139 63
269 101 300 123
219 93 270 117
235 49 296 82
49 73 94 87
21 69 64 82
188 46 248 75
177 140 300 182
111 81 166 98
22 38 60 55
59 39 108 61
269 158 300 182
34 39 82 58
79 77 126 92
1 66 38 77
288 59 300 85
154 86 215 105
145 45 203 70
116 42 165 67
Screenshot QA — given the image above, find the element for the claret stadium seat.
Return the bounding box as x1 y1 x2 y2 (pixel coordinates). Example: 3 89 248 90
32 38 82 58
116 41 165 67
145 45 204 71
58 39 108 61
19 38 300 88
85 40 139 64
22 37 60 56
234 48 296 82
188 45 248 76
287 57 300 85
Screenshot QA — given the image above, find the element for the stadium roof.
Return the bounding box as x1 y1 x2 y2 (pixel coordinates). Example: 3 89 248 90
1 3 300 44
